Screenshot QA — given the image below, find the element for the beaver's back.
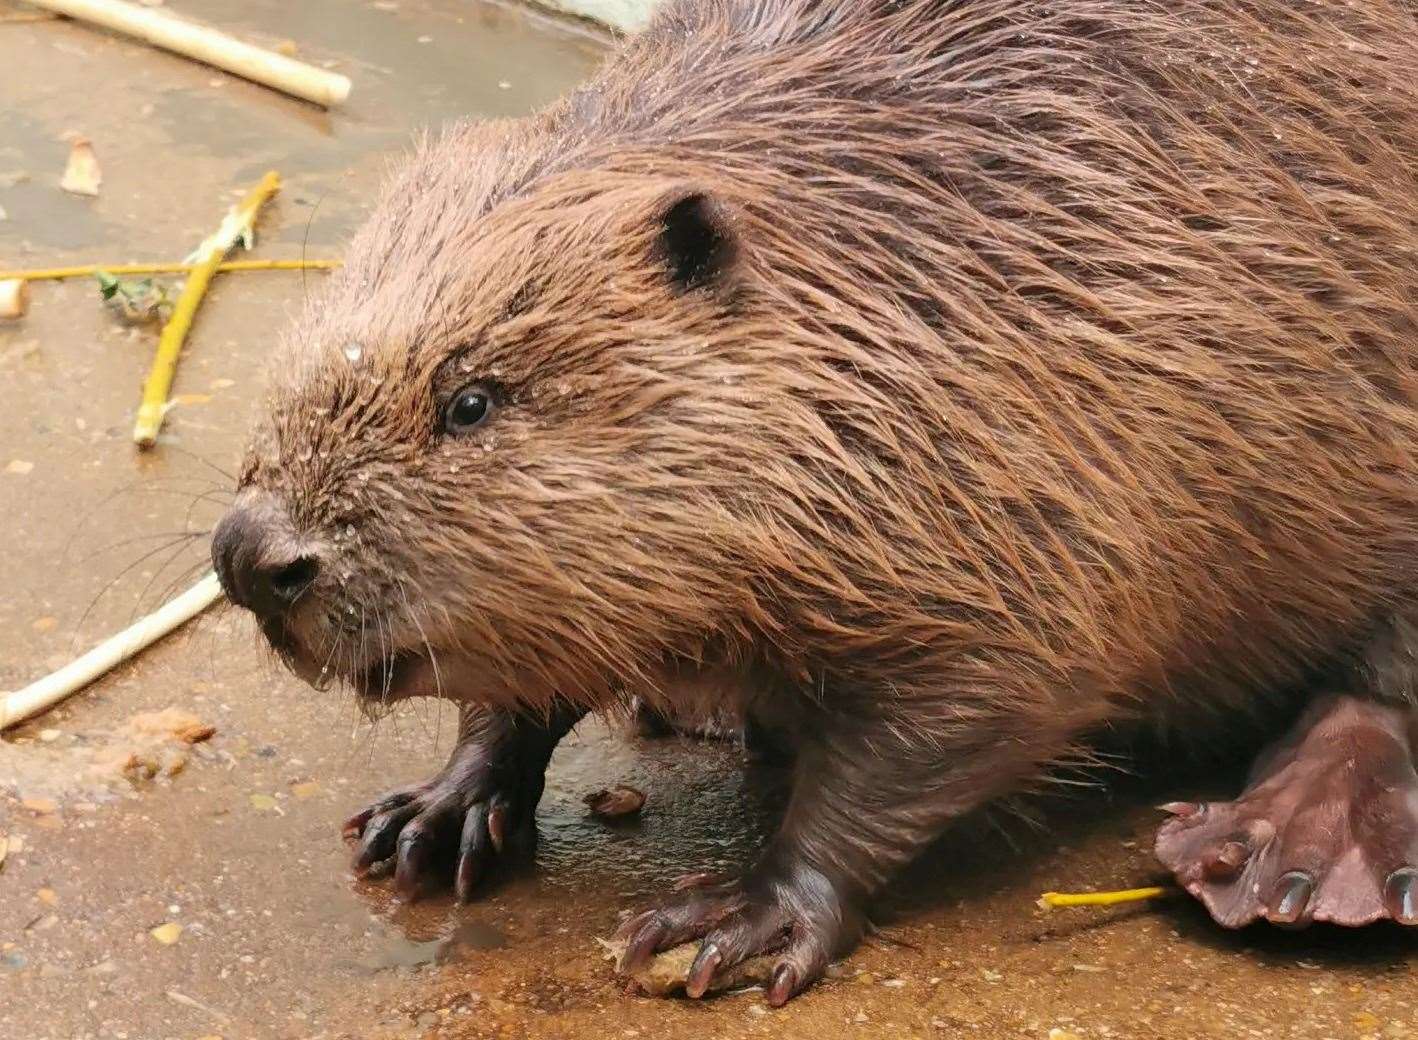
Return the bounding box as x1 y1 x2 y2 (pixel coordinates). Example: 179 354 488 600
332 0 1418 728
621 0 1418 718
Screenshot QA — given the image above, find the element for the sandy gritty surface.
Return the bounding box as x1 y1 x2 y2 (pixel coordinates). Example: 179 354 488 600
1 1 1414 1037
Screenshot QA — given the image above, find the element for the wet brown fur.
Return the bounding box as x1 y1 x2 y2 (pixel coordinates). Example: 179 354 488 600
242 0 1418 901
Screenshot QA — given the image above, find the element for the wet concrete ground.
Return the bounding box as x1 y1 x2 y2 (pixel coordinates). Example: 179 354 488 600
1 2 1415 1037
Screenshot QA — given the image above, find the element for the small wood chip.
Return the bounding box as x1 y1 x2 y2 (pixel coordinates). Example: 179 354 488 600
20 797 57 814
59 137 101 196
584 785 646 818
150 922 183 945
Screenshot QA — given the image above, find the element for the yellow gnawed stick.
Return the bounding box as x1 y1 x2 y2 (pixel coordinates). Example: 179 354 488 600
1 258 338 281
133 171 281 449
1038 886 1171 909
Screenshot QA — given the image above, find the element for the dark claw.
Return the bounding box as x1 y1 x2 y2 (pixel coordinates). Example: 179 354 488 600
766 962 798 1007
1384 868 1418 924
614 908 655 942
394 821 437 901
455 804 491 903
487 801 508 854
1202 840 1251 879
620 915 669 973
345 792 414 840
685 942 722 999
1269 870 1314 925
353 804 418 872
342 809 373 840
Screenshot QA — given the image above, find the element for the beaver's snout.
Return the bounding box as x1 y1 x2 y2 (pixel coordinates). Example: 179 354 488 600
212 492 321 626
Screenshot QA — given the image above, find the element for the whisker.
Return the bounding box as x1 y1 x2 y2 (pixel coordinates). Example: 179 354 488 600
182 490 235 531
151 556 214 612
132 534 210 621
301 190 331 305
316 615 346 686
397 575 445 748
156 443 239 484
59 480 230 562
76 529 206 565
72 534 212 648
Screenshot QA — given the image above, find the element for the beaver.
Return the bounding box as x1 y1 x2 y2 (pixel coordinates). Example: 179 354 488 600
211 0 1418 1005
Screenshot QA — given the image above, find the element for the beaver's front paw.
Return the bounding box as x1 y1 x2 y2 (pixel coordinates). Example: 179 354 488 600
616 862 861 1006
344 719 555 901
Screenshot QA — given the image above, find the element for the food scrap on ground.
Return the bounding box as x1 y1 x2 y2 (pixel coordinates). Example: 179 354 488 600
0 708 219 821
87 708 217 782
599 938 776 997
585 784 646 818
95 270 172 324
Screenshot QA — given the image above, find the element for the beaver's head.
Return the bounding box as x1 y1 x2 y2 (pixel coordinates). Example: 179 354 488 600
212 124 798 710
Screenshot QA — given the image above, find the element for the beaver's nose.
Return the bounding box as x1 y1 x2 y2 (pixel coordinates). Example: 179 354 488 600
211 499 320 620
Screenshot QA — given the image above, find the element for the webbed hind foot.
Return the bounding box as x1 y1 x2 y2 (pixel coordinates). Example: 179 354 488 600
1156 695 1418 928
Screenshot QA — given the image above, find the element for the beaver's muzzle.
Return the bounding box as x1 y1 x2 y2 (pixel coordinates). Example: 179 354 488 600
211 491 320 627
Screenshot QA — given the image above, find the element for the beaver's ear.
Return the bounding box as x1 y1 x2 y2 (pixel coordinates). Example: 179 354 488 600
654 190 739 292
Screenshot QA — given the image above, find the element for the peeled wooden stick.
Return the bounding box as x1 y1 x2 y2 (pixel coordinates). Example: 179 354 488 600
23 0 351 107
133 170 281 448
0 259 338 281
0 572 223 731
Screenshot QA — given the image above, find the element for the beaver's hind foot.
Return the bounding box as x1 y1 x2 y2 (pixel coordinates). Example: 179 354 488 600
1156 695 1418 928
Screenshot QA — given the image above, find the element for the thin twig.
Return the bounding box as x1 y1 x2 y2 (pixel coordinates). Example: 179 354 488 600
0 258 338 281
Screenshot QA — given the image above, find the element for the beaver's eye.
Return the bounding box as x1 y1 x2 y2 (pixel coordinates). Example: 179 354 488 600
444 385 493 435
